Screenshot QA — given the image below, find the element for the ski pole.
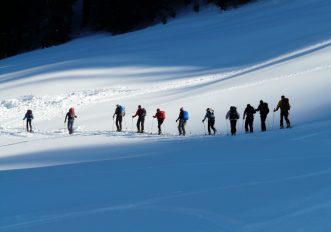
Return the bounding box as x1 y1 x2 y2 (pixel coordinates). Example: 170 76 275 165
272 111 275 130
203 121 207 135
131 118 134 132
112 117 114 131
150 118 154 135
266 117 270 131
226 120 229 136
187 122 192 135
23 120 25 132
124 117 128 131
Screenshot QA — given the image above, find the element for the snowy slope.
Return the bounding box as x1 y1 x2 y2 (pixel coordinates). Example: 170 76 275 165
1 0 331 231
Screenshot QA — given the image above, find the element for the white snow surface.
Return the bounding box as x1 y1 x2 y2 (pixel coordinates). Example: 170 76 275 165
1 0 331 231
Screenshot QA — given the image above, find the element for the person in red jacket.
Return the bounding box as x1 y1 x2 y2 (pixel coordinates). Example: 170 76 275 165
153 108 165 135
132 105 146 133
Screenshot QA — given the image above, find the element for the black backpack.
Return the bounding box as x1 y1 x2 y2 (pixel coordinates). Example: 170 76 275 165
263 103 269 115
141 108 146 117
27 109 33 117
230 107 239 120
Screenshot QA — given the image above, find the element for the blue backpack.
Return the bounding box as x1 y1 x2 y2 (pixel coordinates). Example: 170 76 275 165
183 111 189 120
119 105 125 116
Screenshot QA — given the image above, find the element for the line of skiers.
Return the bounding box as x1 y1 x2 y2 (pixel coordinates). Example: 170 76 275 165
22 95 291 135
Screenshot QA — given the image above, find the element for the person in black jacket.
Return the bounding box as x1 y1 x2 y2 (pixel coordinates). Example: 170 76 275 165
255 100 269 131
23 109 34 132
113 104 125 132
243 104 256 133
274 95 291 128
226 106 240 136
64 108 77 134
202 108 217 135
132 105 146 133
176 107 187 136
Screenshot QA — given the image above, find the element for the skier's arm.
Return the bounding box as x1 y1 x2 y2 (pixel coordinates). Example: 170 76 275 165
274 101 281 112
132 109 138 118
243 109 247 119
176 111 183 122
23 114 27 120
226 111 230 120
202 113 207 122
64 114 68 123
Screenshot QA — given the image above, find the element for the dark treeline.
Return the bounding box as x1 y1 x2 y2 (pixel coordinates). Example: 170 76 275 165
0 0 252 59
0 0 75 59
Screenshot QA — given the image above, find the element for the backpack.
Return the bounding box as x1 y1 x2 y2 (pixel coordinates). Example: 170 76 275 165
141 108 146 117
119 105 125 116
263 103 269 115
27 109 32 116
208 108 215 120
283 98 290 110
230 107 239 120
183 111 189 120
69 107 75 117
159 111 166 120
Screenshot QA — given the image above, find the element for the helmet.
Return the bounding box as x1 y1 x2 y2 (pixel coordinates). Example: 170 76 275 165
157 108 160 111
138 105 141 108
206 108 209 111
180 107 184 111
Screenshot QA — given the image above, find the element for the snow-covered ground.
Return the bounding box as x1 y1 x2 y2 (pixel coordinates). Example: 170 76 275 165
1 0 331 231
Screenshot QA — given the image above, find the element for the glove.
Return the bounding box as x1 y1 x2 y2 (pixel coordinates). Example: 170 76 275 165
132 116 134 118
202 120 204 123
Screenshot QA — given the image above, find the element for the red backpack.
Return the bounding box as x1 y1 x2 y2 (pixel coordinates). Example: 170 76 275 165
159 111 166 120
69 107 75 117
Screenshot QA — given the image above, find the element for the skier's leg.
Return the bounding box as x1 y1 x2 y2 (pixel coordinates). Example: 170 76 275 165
207 121 212 135
141 117 145 133
261 115 266 131
245 119 249 133
249 119 253 133
119 116 123 131
28 120 32 132
182 121 186 136
280 112 284 128
211 120 216 134
115 117 120 131
284 111 290 127
136 118 140 132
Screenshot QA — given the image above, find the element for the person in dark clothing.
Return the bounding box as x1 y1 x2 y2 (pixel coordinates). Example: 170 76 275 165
243 104 256 133
153 108 165 135
132 105 146 133
113 104 125 132
274 95 291 128
64 107 77 134
23 109 34 132
176 107 187 136
226 106 240 136
255 100 269 131
202 108 217 135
